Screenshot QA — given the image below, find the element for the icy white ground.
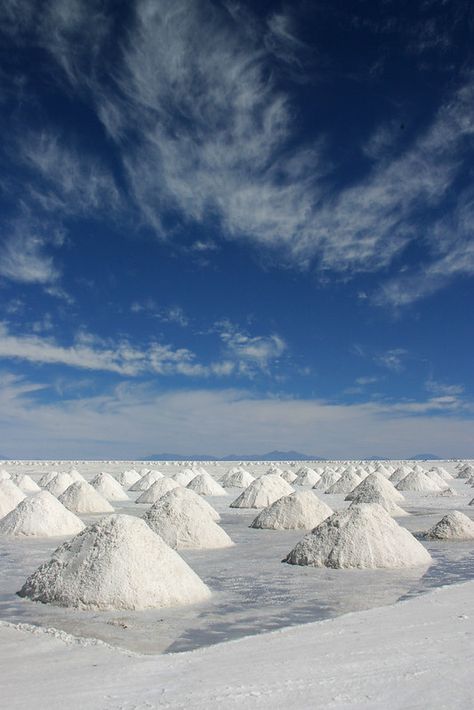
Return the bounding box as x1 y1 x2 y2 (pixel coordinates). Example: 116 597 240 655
0 459 473 708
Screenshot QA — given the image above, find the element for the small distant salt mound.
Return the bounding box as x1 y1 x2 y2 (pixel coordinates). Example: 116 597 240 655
136 477 180 503
38 471 60 487
18 514 211 610
0 470 11 481
59 481 114 514
389 467 412 487
129 470 164 491
44 473 75 497
429 466 453 482
283 504 432 569
345 473 405 503
250 491 333 530
395 471 443 493
280 469 298 484
171 469 198 486
187 473 227 497
0 479 26 518
67 468 86 482
295 467 321 487
10 473 41 494
326 469 361 494
143 489 232 549
91 473 129 502
220 468 255 488
0 491 84 537
313 468 340 491
425 469 450 488
457 464 474 479
115 469 141 487
422 511 474 540
230 474 294 509
375 465 392 478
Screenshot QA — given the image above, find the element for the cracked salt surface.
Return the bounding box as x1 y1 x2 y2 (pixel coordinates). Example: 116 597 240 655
0 464 473 655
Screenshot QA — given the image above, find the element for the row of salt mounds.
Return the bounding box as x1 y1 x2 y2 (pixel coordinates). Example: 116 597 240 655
422 511 474 540
136 477 179 503
114 469 141 488
59 481 114 514
143 488 231 549
313 468 340 490
0 479 25 517
187 472 227 497
18 514 211 610
250 491 333 530
284 504 432 569
43 473 76 497
129 470 164 491
0 491 84 537
10 473 41 493
326 468 362 494
91 473 129 502
230 474 294 509
294 466 321 487
395 470 445 493
220 468 255 488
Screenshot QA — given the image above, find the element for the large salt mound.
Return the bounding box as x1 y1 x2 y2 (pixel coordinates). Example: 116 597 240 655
313 468 340 491
44 473 75 497
10 473 41 493
220 468 255 488
18 514 211 610
59 481 114 514
422 511 474 540
349 488 408 517
187 473 227 497
326 469 361 494
295 467 321 487
283 504 432 569
115 469 141 487
250 491 333 530
143 489 232 549
395 471 443 493
90 473 129 502
129 470 164 491
171 469 198 487
345 473 405 503
230 474 294 509
0 491 85 537
0 479 26 518
135 477 180 503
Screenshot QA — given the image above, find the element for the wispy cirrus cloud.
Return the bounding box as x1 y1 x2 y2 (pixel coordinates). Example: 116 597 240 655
0 218 61 285
376 348 408 373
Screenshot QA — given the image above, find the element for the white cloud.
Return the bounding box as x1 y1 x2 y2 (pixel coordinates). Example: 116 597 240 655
0 221 60 285
376 348 408 373
425 379 464 397
216 319 287 374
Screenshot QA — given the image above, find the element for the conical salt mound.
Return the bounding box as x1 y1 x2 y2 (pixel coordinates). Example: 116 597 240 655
457 465 474 479
429 466 453 482
171 469 197 486
44 473 75 498
187 473 227 497
295 467 321 487
143 489 232 550
38 471 60 487
326 469 361 494
129 470 164 491
0 470 11 481
422 511 474 540
389 467 412 487
135 477 180 503
91 473 129 502
67 468 86 483
18 514 211 610
345 473 405 503
59 481 114 514
349 488 408 517
265 465 283 476
395 471 443 493
0 479 26 518
284 504 432 569
115 469 141 487
0 491 85 537
10 473 41 493
425 469 450 488
230 474 294 509
250 491 333 530
280 469 298 484
220 469 255 488
313 468 340 491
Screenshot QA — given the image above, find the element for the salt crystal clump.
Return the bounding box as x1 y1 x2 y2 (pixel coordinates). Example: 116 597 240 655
395 471 443 493
91 473 129 502
135 477 180 503
295 467 321 487
10 473 41 494
220 468 255 488
326 469 361 494
171 469 198 487
230 474 294 509
18 514 210 610
143 489 232 549
129 470 164 491
0 479 26 518
59 481 114 514
187 473 227 497
422 511 474 540
44 473 76 498
114 469 141 487
0 491 84 537
284 504 432 569
250 491 333 530
345 473 405 503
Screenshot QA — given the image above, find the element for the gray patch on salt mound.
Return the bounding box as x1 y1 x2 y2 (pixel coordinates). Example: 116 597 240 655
230 474 294 509
18 514 211 610
43 473 75 497
143 488 232 549
186 472 228 497
0 479 26 518
345 473 405 503
135 477 180 503
422 511 474 540
250 490 333 530
59 481 114 514
283 504 432 569
91 473 129 501
0 491 84 537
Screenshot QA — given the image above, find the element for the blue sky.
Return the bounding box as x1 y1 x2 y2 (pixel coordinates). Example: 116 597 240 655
0 0 473 459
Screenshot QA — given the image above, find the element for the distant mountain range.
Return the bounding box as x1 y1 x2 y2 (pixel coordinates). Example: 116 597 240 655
143 450 323 461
